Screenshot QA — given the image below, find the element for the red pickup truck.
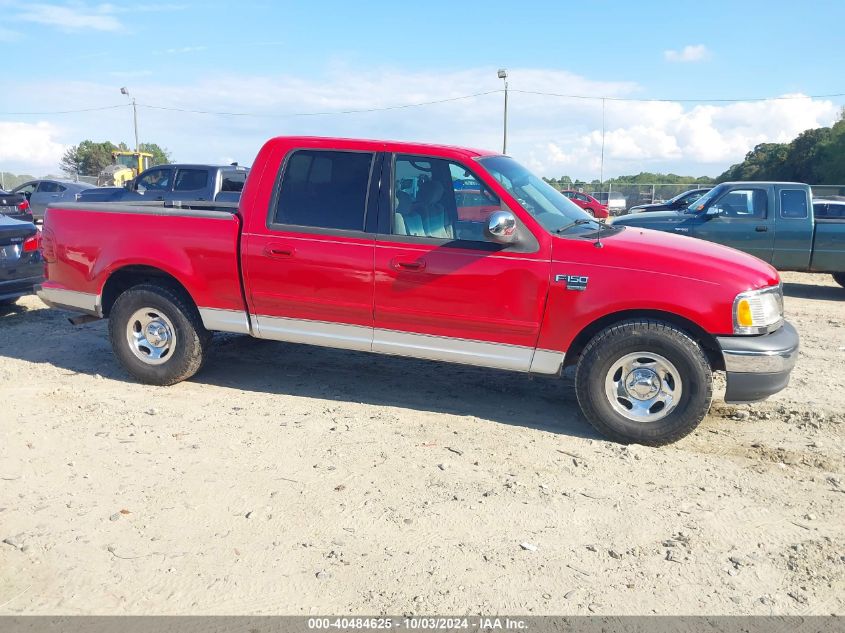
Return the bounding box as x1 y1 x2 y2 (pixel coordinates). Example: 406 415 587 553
37 136 799 446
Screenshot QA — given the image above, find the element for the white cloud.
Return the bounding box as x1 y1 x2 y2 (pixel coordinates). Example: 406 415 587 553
0 69 840 180
10 2 186 33
0 26 22 41
541 94 838 176
15 3 122 32
0 122 68 174
664 44 710 63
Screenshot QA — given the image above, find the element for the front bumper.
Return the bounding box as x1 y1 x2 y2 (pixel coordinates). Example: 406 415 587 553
717 321 799 403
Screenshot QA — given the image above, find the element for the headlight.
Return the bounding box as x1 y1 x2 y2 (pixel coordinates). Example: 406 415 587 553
732 284 783 335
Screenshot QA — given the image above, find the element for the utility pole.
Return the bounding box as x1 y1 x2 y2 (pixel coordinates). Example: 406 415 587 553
497 69 508 154
120 87 139 152
599 97 606 192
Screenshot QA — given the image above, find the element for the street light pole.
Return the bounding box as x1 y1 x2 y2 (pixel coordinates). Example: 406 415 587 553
120 87 139 152
497 69 508 154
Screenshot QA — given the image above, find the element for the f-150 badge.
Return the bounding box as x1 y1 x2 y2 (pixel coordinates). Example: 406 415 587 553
555 274 589 291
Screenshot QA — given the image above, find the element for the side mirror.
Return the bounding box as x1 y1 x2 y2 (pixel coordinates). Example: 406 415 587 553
124 179 134 190
485 211 518 244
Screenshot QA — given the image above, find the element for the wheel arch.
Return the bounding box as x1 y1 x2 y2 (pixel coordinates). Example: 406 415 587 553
563 309 725 372
101 265 198 318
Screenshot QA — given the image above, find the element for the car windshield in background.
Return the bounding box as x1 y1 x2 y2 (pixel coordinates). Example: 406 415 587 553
477 156 597 235
685 184 727 212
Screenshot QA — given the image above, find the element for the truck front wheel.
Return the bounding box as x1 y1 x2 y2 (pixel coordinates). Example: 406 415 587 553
833 273 845 289
108 283 211 386
574 319 713 446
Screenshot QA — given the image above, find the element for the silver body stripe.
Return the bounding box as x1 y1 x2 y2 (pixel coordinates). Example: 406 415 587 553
37 287 101 316
198 307 251 335
250 314 564 374
254 315 372 352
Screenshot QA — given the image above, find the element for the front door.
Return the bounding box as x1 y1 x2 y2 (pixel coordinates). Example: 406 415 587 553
372 153 550 371
692 185 775 262
242 149 380 351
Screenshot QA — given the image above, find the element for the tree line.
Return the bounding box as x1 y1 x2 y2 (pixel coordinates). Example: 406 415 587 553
59 140 172 177
717 108 845 184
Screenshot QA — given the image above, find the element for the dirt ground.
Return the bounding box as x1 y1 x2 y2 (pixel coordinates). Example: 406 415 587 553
0 271 842 615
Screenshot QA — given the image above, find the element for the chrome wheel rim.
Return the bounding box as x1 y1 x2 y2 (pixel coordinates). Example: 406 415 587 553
604 352 682 422
126 307 176 366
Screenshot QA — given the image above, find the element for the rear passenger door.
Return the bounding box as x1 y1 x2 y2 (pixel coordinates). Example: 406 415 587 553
242 149 381 351
168 168 211 201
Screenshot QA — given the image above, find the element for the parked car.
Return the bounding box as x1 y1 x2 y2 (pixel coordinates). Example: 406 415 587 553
813 199 845 219
37 136 798 446
613 182 845 288
561 190 609 219
0 215 42 305
76 164 249 204
628 188 712 214
11 179 93 221
0 189 34 222
589 191 627 215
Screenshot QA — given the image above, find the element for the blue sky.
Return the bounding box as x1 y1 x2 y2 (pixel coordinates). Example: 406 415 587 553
1 0 843 178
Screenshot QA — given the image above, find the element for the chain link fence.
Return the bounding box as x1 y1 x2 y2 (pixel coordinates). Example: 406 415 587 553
556 182 845 214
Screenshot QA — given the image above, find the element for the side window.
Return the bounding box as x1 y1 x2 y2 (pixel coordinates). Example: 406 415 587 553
576 193 589 202
273 150 373 231
37 181 62 193
392 154 501 243
15 183 37 197
174 169 209 192
136 169 171 192
221 171 247 192
713 189 767 219
780 189 808 219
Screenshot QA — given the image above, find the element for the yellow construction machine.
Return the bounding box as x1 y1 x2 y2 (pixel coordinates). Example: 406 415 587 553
97 150 154 187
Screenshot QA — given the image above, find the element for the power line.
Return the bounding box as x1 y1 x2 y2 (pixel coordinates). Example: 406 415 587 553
134 90 502 118
1 88 843 117
0 104 129 115
510 89 845 103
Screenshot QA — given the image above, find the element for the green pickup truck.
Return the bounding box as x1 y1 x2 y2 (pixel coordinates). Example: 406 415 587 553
613 182 845 288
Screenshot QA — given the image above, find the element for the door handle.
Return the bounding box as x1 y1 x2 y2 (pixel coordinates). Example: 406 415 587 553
264 245 295 259
755 225 768 232
391 258 426 272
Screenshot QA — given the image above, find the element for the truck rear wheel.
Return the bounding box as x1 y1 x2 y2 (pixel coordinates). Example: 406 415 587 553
574 319 713 446
108 283 211 386
833 273 845 289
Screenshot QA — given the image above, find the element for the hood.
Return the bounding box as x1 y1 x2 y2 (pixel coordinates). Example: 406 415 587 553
555 225 779 291
612 210 685 225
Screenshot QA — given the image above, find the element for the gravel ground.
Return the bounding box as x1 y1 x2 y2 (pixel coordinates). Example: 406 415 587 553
0 270 842 615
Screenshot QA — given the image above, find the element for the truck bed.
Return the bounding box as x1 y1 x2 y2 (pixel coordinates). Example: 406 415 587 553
39 201 247 318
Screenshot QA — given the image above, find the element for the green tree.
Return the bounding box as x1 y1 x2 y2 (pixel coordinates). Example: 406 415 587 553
139 142 172 167
60 140 118 177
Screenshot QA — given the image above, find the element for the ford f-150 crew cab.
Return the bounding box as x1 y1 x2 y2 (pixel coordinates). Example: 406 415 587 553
613 182 845 288
36 137 799 446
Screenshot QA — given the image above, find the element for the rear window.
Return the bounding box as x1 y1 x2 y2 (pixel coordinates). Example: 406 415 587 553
221 171 247 192
273 150 373 231
780 189 809 219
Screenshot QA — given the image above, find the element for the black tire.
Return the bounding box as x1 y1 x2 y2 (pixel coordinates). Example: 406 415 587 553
833 273 845 289
574 319 713 446
108 283 211 386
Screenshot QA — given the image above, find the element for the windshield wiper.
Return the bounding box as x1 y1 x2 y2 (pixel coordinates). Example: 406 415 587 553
555 218 592 234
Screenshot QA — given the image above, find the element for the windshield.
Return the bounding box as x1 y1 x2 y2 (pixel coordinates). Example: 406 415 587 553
685 184 727 213
114 154 136 168
477 156 598 235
